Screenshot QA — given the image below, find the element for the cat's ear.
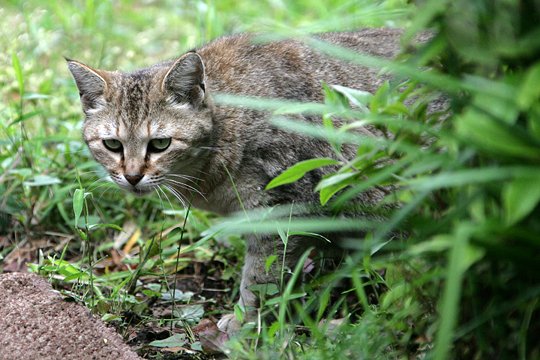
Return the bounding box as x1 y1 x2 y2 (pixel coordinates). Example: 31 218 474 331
66 59 109 113
162 52 206 108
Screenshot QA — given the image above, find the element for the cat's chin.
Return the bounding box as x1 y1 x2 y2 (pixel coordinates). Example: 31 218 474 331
129 187 153 197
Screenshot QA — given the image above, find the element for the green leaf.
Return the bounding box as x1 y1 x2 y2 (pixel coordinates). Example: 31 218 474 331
383 102 410 115
214 93 327 114
77 229 88 241
8 110 42 127
503 177 540 225
518 62 540 109
434 224 483 360
315 172 357 191
167 226 186 241
141 289 161 298
530 104 540 139
12 53 24 96
318 173 359 205
266 292 306 306
323 83 350 110
250 283 280 296
9 168 32 179
161 289 194 302
76 215 100 229
234 303 245 323
473 93 518 125
331 84 372 109
173 304 204 322
381 283 411 310
63 272 86 282
23 175 62 187
406 166 540 191
102 314 122 322
288 231 330 243
370 81 390 113
403 0 449 43
265 254 278 273
408 235 451 255
149 333 187 348
455 109 540 160
265 157 339 190
144 238 160 258
89 223 122 231
23 93 50 100
73 188 84 228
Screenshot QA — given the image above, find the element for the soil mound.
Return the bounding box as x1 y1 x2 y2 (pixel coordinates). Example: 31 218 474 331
0 272 140 360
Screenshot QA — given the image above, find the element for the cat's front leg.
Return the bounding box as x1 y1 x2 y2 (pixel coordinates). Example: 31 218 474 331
217 235 290 334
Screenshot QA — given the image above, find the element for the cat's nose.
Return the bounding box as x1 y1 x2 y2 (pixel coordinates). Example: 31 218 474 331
124 174 143 186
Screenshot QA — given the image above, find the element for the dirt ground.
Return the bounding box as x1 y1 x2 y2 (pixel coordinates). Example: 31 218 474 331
0 272 141 360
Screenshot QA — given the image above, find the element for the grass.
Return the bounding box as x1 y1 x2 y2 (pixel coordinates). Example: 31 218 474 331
2 0 540 359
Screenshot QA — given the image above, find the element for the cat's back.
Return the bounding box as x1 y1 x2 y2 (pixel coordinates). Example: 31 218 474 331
198 29 403 100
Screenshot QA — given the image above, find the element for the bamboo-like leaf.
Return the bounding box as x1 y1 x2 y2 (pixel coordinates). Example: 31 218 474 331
456 109 540 160
12 53 24 96
266 157 340 190
517 62 540 109
73 188 84 228
149 333 187 348
503 177 540 226
434 225 484 360
315 172 357 191
23 175 61 187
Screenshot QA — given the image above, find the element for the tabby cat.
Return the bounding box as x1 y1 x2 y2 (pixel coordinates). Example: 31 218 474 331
67 28 402 332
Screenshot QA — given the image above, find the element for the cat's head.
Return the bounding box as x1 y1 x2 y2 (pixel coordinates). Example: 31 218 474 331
67 52 213 197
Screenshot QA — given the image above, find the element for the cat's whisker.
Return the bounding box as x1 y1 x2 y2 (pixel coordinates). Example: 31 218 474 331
82 178 113 193
163 175 200 186
154 185 170 210
154 185 167 210
163 176 200 187
157 184 175 210
88 176 113 190
96 183 115 202
88 182 113 195
160 184 183 209
167 185 188 209
165 173 203 184
92 175 121 200
194 168 211 177
74 172 102 182
163 184 188 209
164 176 200 186
78 170 101 175
77 169 108 179
163 178 207 200
165 173 200 180
164 181 206 201
157 185 174 209
90 184 110 196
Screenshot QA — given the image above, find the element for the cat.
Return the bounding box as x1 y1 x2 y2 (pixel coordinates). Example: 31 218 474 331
67 28 403 333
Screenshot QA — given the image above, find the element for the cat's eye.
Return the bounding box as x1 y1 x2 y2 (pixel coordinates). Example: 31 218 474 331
148 138 171 153
103 139 123 152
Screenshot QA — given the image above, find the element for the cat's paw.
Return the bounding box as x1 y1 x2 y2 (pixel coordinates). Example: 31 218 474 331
217 313 242 334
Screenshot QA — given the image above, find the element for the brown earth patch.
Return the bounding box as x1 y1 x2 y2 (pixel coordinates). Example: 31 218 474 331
0 272 141 360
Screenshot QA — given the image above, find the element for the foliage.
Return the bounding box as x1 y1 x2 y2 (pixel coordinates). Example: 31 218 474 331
1 0 540 359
